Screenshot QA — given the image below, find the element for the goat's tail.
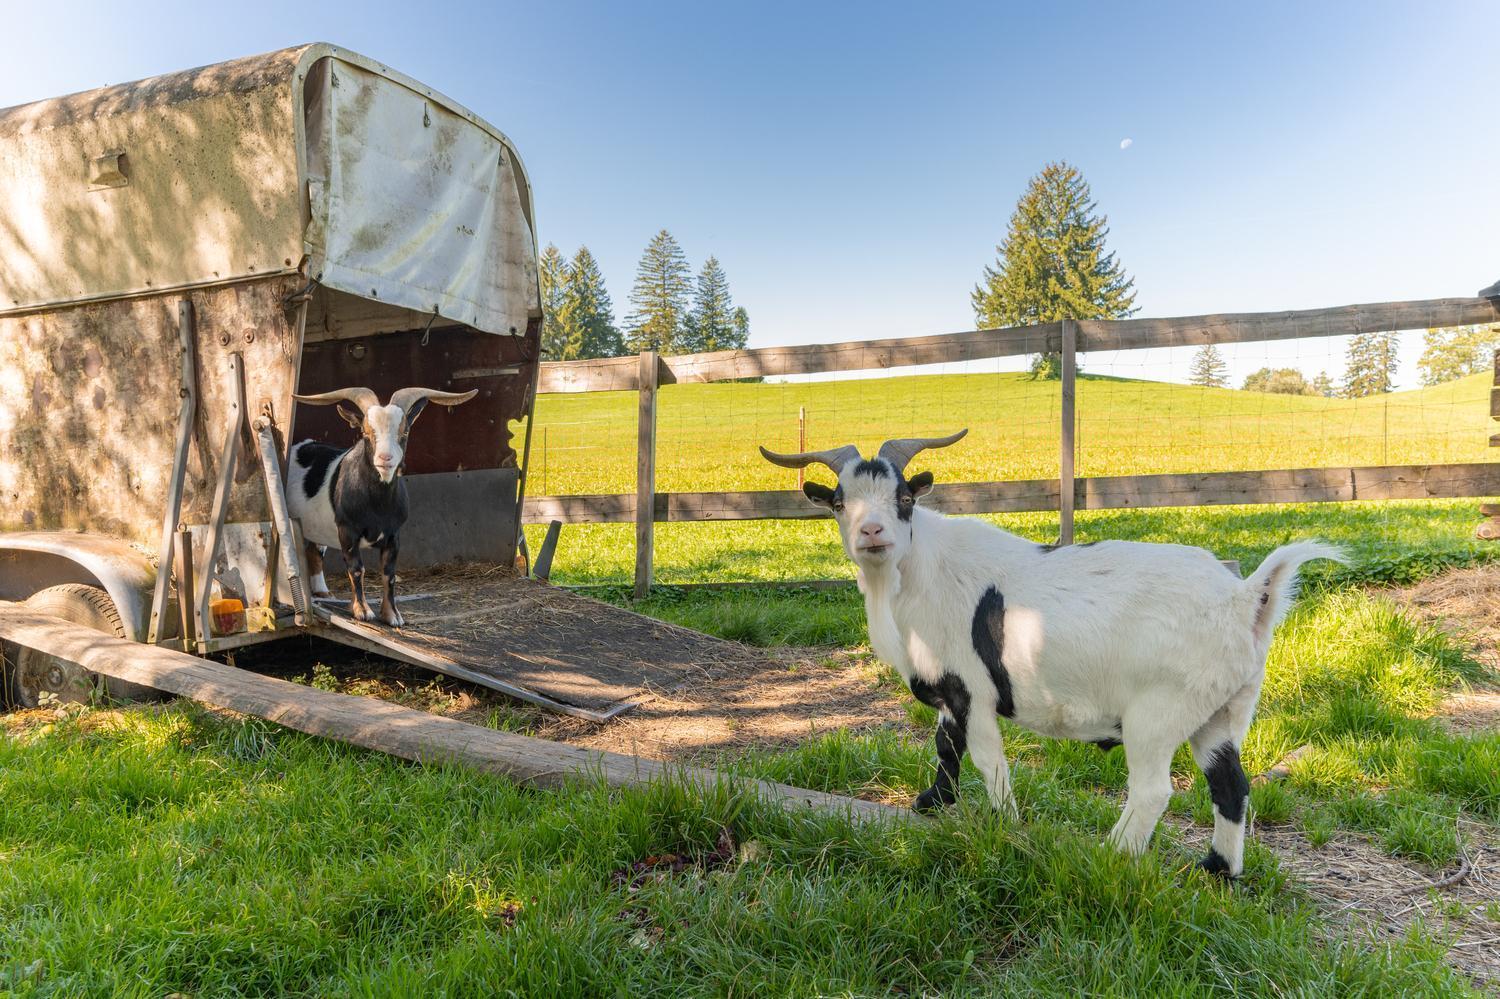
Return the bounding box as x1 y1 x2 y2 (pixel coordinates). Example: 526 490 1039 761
1243 540 1347 645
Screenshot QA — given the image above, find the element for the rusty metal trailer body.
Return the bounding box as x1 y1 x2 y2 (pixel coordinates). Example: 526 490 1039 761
0 45 683 719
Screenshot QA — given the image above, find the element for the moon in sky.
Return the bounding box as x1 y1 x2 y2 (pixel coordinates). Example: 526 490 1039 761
1120 138 1134 150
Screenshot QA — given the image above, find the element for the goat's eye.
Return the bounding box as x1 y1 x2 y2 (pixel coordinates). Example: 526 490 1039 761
832 502 845 514
900 494 913 506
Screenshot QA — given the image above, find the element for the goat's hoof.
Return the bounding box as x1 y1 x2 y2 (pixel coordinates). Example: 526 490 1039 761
379 608 404 628
352 604 375 622
912 787 956 814
1196 850 1237 880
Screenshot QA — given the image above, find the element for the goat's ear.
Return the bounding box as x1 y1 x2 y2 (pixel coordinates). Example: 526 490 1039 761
336 404 363 430
803 481 837 509
908 471 935 499
400 398 430 431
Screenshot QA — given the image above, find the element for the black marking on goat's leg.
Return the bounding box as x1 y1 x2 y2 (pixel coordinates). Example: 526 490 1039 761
970 586 1014 717
377 539 402 627
914 715 967 813
908 674 972 813
338 526 372 622
1198 741 1249 879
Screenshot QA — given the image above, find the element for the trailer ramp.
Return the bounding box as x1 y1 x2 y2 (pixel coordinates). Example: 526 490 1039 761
312 567 760 722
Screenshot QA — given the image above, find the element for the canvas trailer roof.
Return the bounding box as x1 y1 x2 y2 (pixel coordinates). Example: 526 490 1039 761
0 43 540 338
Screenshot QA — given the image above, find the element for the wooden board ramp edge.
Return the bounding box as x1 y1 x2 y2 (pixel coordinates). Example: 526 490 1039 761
0 606 907 825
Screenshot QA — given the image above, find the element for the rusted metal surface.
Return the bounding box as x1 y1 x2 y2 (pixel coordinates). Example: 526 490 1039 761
0 278 302 546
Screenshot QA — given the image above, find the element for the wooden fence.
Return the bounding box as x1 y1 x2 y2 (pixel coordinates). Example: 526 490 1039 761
521 295 1500 595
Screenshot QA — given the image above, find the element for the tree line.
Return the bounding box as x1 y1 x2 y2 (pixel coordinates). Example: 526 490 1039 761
539 230 750 361
1188 323 1498 396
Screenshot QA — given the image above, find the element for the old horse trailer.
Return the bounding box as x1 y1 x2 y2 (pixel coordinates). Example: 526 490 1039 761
0 44 719 721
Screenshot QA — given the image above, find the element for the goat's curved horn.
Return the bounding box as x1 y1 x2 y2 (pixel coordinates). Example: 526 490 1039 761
293 387 382 413
876 429 968 473
387 387 479 414
758 443 863 476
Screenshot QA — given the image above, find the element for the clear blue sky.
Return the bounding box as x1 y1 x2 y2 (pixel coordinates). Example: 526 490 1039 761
6 1 1498 385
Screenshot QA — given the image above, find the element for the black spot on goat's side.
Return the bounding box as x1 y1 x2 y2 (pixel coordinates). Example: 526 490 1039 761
1036 543 1058 554
1203 742 1249 824
296 442 345 500
970 586 1014 717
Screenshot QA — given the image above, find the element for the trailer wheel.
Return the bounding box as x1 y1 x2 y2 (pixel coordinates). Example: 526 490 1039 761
6 584 163 707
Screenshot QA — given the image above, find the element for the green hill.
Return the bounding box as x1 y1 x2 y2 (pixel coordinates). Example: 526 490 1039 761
531 370 1497 496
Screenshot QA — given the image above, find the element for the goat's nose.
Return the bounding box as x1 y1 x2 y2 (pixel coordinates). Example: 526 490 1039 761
859 523 885 538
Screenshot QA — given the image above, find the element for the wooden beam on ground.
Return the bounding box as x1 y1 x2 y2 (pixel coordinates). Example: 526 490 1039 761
0 605 907 826
522 462 1500 525
534 297 1500 392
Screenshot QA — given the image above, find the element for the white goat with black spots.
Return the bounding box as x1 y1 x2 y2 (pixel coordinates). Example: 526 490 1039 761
287 386 476 626
760 430 1342 877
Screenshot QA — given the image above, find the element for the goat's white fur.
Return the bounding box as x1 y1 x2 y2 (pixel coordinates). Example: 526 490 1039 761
802 452 1342 875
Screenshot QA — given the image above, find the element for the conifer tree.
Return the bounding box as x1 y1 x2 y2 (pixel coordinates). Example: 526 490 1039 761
1343 331 1400 397
538 244 570 361
684 256 736 352
1311 371 1335 397
626 229 692 354
557 246 623 360
1189 344 1228 388
972 162 1136 379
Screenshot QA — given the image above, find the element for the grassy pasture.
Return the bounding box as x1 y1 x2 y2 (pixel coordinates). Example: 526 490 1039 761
529 369 1496 496
2 370 1497 994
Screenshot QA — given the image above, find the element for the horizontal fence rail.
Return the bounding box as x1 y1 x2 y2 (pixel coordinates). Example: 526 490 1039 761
535 296 1500 393
523 462 1500 525
523 292 1500 591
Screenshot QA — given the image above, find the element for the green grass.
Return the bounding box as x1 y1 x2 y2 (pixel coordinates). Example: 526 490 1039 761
529 369 1496 496
0 705 1483 996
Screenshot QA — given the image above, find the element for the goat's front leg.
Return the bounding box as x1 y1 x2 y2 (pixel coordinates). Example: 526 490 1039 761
377 538 403 628
965 712 1018 818
338 527 374 622
914 712 966 813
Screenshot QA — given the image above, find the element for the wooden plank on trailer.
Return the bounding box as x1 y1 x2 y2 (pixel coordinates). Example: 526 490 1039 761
0 605 907 825
635 351 659 599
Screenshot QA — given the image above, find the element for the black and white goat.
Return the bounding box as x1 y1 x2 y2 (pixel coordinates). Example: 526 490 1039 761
760 431 1341 877
287 385 477 626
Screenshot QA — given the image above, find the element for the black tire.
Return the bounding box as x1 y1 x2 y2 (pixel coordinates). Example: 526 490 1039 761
8 583 164 706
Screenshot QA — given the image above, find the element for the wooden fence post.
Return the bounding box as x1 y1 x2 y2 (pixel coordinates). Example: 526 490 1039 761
1058 319 1077 546
635 350 659 598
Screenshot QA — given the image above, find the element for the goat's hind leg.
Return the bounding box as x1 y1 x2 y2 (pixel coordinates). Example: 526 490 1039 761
1189 680 1260 879
1111 695 1202 856
304 541 331 598
914 713 966 813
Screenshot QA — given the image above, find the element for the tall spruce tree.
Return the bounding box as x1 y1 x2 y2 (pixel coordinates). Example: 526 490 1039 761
972 162 1137 379
1189 344 1228 387
625 229 692 353
1311 371 1335 397
1343 331 1400 397
557 246 623 360
538 244 570 361
684 256 736 352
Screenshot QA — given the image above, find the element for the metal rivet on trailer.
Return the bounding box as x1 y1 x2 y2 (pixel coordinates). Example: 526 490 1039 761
218 332 231 346
244 329 255 343
349 343 367 360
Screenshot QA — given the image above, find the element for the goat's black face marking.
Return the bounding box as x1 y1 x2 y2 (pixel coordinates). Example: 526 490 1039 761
853 458 891 479
297 443 344 500
1203 741 1249 824
971 585 1014 717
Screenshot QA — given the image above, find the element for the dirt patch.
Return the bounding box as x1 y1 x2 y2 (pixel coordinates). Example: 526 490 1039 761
1387 566 1500 734
1175 817 1500 990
